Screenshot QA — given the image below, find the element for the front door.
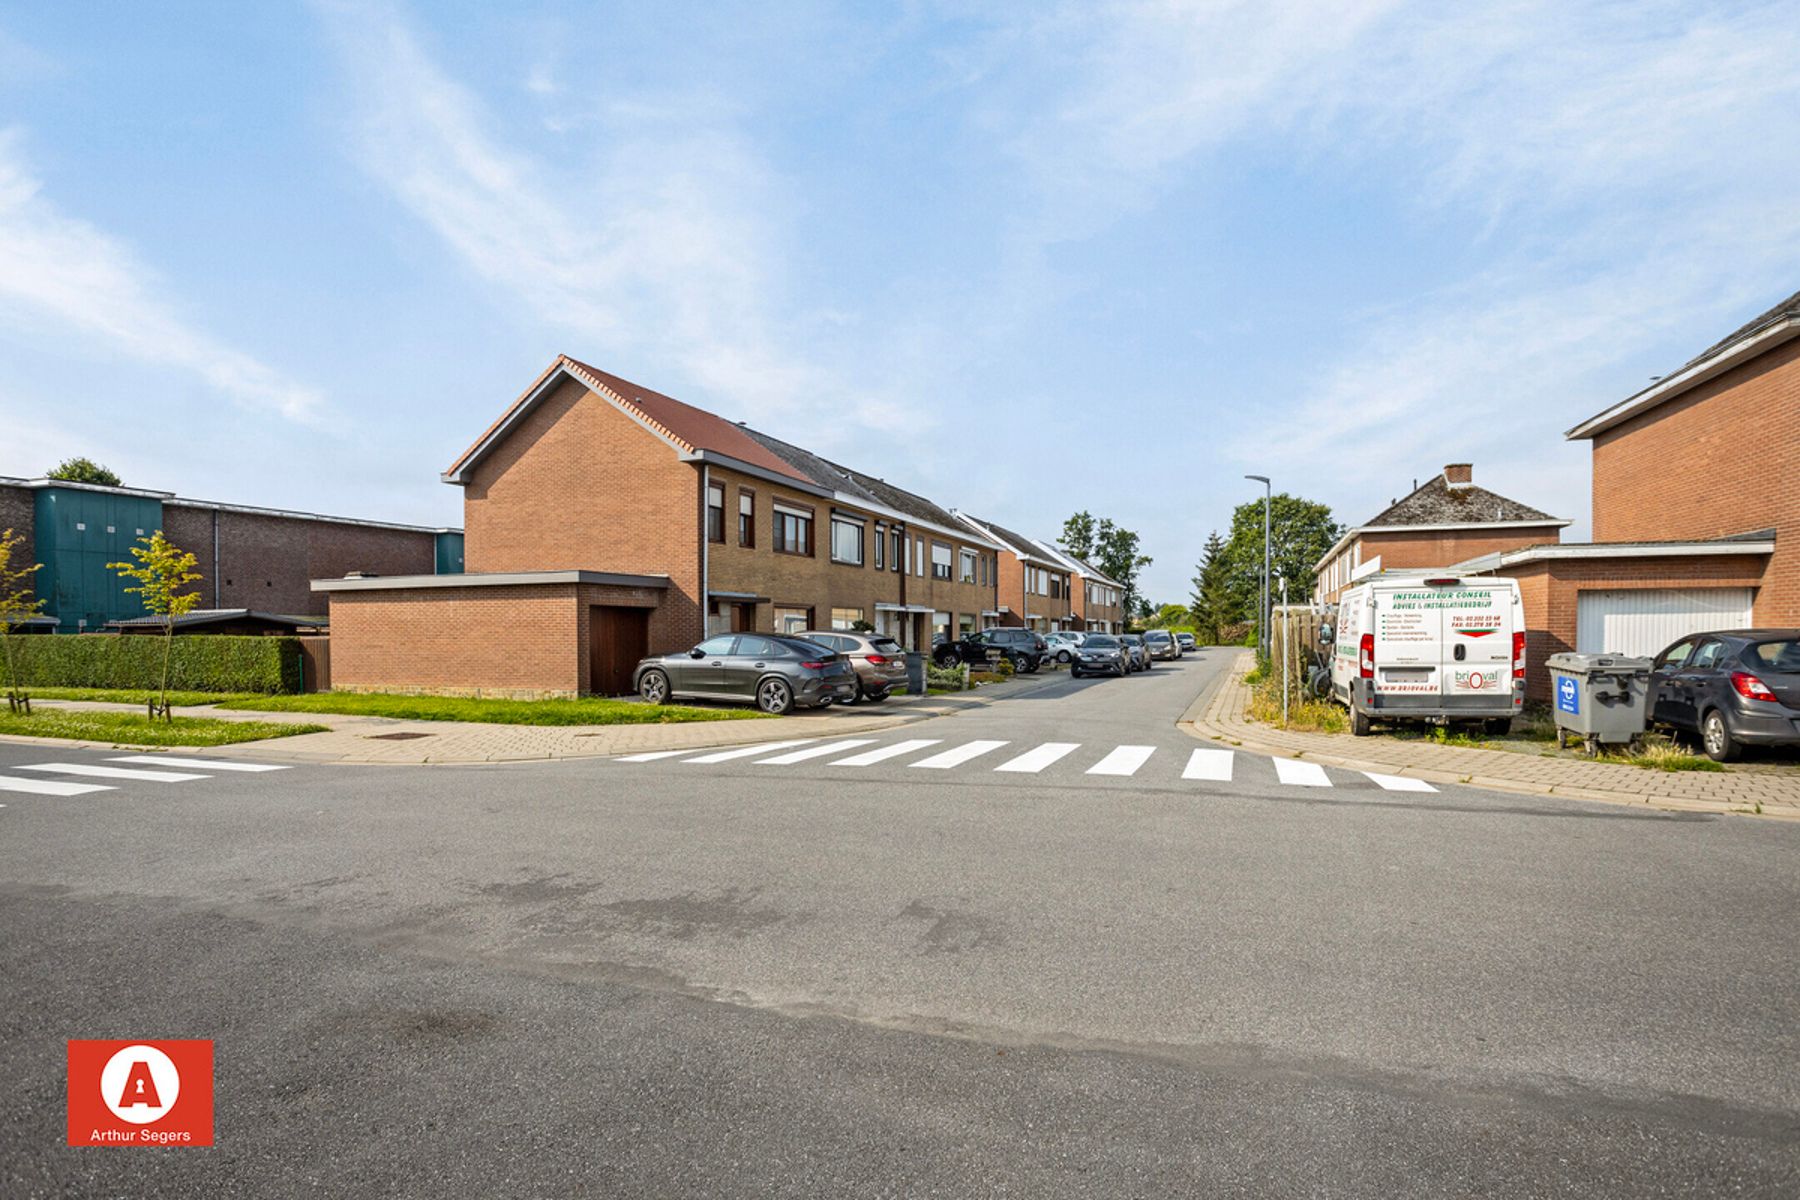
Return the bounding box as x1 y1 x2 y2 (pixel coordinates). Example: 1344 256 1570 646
589 605 650 696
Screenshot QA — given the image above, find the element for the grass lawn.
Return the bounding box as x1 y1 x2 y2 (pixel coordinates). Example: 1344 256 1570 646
0 709 328 746
23 687 259 707
224 692 773 726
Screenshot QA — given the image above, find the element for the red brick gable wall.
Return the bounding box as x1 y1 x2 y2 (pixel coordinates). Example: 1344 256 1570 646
1590 337 1797 624
0 483 33 583
461 376 704 649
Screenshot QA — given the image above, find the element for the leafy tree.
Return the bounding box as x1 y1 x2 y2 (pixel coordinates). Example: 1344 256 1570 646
1059 511 1097 560
1145 602 1192 630
1219 494 1341 628
1188 529 1236 643
0 528 46 714
109 532 203 721
47 457 122 487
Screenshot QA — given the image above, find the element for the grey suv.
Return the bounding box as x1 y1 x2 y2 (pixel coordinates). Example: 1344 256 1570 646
634 633 857 715
799 630 906 702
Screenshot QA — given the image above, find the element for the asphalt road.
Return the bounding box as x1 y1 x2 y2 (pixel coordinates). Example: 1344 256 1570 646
3 649 1797 1196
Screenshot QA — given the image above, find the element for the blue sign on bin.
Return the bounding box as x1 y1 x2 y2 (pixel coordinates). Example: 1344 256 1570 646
1556 674 1579 715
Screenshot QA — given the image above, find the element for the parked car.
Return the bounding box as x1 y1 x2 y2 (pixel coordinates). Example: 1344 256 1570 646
1071 633 1129 678
798 629 906 702
1119 633 1152 672
934 627 1047 673
1646 630 1800 761
1043 632 1083 663
635 633 857 715
1176 632 1198 653
1143 630 1179 661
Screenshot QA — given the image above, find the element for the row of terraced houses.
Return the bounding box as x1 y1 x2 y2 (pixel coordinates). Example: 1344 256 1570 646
317 358 1126 697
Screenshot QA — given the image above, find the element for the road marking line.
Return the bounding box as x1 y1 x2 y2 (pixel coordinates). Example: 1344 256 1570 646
1273 758 1332 787
680 740 816 764
1182 749 1235 781
994 742 1080 773
1364 772 1436 793
910 740 1010 769
615 749 704 762
18 763 211 782
755 740 877 764
828 739 941 766
1086 745 1157 776
108 756 289 772
0 775 116 796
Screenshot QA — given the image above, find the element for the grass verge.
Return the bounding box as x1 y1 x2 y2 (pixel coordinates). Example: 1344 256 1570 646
23 687 259 707
223 692 772 726
0 710 328 746
1244 677 1346 734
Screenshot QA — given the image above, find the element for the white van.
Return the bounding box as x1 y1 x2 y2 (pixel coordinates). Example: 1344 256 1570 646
1326 574 1525 736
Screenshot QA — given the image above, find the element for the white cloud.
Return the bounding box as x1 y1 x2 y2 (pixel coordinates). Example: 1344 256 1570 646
316 4 916 441
0 131 326 424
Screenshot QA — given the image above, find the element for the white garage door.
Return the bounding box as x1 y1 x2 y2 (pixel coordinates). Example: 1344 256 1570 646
1576 589 1754 657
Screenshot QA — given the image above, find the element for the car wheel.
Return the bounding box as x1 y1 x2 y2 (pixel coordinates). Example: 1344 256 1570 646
1350 706 1372 737
849 680 867 705
934 651 957 669
1071 667 1084 679
638 669 670 705
1701 709 1739 762
1057 650 1072 664
756 677 795 716
1026 657 1041 674
1484 717 1512 736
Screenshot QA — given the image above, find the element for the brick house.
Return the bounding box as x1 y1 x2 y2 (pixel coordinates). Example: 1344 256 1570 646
950 514 1076 632
1031 540 1125 633
319 356 1011 695
0 474 460 630
1313 464 1569 604
1455 289 1794 699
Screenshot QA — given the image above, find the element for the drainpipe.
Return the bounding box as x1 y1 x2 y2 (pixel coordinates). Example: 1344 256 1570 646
212 508 220 606
896 523 907 648
699 465 710 644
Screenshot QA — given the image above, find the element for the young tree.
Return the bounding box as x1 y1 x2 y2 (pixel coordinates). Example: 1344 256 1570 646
109 532 203 721
1188 529 1235 643
1059 511 1097 560
1145 602 1191 629
1218 494 1341 622
0 528 46 714
47 457 122 487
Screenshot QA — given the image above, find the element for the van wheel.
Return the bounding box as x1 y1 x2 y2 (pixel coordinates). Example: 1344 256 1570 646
1350 707 1372 737
1484 718 1512 736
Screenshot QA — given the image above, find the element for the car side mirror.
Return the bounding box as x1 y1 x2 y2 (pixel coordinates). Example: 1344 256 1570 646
689 647 707 658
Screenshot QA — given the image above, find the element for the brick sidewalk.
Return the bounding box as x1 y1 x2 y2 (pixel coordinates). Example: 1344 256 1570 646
1180 652 1800 820
5 673 1064 765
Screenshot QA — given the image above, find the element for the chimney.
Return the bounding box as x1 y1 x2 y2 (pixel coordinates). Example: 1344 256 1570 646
1444 463 1473 488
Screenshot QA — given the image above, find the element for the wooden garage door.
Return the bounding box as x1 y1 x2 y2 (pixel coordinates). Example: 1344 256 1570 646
1575 588 1753 657
589 605 650 696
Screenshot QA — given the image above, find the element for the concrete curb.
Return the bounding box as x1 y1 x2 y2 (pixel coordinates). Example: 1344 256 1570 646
1177 651 1795 821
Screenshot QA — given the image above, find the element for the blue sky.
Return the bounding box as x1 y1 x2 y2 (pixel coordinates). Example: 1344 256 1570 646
2 2 1796 604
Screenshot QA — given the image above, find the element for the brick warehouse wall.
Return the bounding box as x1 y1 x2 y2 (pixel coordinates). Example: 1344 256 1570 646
1590 337 1798 625
161 505 437 617
1504 554 1769 702
461 376 704 652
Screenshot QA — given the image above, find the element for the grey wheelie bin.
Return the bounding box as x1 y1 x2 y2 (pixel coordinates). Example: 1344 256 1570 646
1545 652 1653 755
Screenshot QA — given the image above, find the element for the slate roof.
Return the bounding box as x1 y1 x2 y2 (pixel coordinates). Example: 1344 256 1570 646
736 427 972 534
1685 288 1800 369
1361 474 1563 528
961 516 1062 567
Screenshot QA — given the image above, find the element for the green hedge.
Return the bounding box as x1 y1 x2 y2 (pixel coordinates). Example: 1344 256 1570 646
4 635 303 694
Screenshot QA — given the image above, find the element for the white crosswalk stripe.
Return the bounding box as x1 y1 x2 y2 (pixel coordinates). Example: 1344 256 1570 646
108 756 290 772
0 775 115 796
1272 758 1331 787
18 762 211 783
1182 748 1234 781
1364 772 1437 793
681 740 816 764
1086 745 1157 776
910 740 1009 769
829 739 941 766
994 742 1080 773
755 740 877 764
615 748 704 762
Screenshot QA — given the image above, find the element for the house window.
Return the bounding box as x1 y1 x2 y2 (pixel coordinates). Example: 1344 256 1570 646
773 605 812 635
738 490 755 548
1050 574 1064 600
774 504 814 556
707 484 725 543
830 516 865 565
933 611 951 639
932 542 952 580
959 549 977 584
891 529 903 572
831 606 865 630
916 539 926 577
874 524 885 570
959 614 975 636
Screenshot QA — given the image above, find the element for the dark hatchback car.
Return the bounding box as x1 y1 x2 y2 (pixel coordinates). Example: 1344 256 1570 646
934 628 1047 673
634 633 857 715
1647 630 1800 761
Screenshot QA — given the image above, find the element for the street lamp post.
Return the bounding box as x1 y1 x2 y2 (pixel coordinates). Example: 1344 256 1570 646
1245 474 1271 659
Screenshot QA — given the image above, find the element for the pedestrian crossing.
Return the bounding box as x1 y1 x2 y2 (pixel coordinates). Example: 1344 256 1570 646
0 755 291 798
614 736 1438 793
